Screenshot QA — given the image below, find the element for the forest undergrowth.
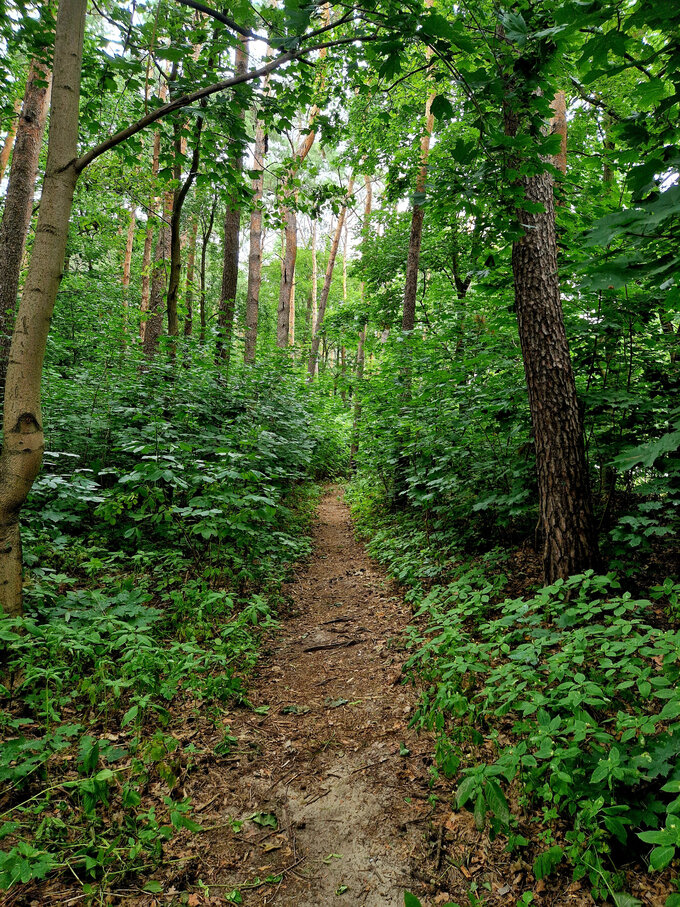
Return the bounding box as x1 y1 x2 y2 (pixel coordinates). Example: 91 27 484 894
0 352 348 898
346 477 680 906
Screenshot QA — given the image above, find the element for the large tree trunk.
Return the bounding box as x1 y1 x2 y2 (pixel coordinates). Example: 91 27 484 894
216 38 248 371
510 157 599 582
0 97 22 184
308 176 354 377
0 59 52 400
0 0 86 616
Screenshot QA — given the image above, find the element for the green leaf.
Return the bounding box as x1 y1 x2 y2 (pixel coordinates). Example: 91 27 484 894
650 845 675 871
533 846 564 880
143 881 163 894
404 895 422 907
431 95 454 120
485 779 510 826
612 894 642 907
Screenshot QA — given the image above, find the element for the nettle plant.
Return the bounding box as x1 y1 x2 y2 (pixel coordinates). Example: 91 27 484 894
406 572 680 900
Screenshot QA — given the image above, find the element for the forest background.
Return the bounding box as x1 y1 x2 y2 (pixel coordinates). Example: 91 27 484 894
0 0 679 902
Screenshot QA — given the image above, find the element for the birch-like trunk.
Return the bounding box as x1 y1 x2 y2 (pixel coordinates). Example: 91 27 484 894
244 117 265 363
184 216 199 337
308 176 354 377
0 59 52 398
0 0 86 616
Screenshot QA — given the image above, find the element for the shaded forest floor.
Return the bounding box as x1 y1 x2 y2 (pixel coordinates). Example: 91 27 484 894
19 486 670 905
135 487 599 906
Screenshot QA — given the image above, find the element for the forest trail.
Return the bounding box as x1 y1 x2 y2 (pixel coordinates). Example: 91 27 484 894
178 486 444 905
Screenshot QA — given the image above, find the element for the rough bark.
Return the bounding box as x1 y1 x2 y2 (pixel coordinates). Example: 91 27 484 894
216 38 248 370
308 176 354 377
184 216 199 337
0 0 86 616
0 59 52 399
510 160 599 581
0 97 22 184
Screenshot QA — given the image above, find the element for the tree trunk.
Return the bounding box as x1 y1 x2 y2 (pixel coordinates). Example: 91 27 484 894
0 59 52 400
121 205 136 336
216 38 248 371
276 4 330 349
143 190 172 358
0 96 22 184
0 0 86 616
402 92 435 331
311 219 318 333
140 82 167 339
199 200 216 345
244 117 266 362
350 173 373 467
510 162 599 581
167 116 203 348
184 216 198 337
277 207 297 347
308 177 354 377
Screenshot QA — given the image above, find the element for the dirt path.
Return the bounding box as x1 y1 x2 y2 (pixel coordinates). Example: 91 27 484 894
179 486 444 905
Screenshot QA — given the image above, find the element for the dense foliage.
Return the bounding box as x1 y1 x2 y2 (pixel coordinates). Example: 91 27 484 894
0 0 678 900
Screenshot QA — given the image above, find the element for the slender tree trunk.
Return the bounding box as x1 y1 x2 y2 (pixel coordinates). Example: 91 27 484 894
395 83 435 507
199 199 216 344
311 219 318 332
244 118 266 362
0 97 22 184
308 176 354 377
184 216 198 337
121 205 136 336
216 38 248 370
167 116 203 347
143 190 172 358
505 93 599 581
277 207 298 347
140 82 167 338
0 0 86 616
0 60 52 399
350 173 373 467
402 93 435 331
276 3 330 348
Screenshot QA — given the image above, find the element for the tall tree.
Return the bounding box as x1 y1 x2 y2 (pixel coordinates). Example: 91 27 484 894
308 175 354 377
216 37 248 369
0 0 85 616
503 71 599 580
0 59 52 398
